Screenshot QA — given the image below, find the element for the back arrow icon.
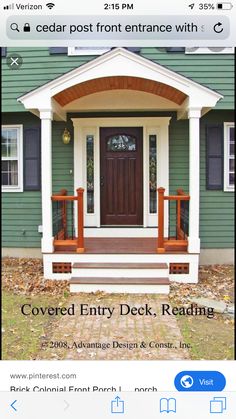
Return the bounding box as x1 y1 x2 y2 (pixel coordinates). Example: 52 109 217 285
10 400 17 411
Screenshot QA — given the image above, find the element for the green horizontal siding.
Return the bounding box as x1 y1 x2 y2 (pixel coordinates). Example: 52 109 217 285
2 192 42 247
169 110 234 248
2 110 234 250
141 48 234 110
2 113 74 248
200 110 234 248
52 121 74 195
2 48 96 112
2 113 42 248
1 47 234 112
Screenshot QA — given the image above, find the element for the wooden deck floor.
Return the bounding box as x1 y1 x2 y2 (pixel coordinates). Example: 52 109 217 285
54 238 187 254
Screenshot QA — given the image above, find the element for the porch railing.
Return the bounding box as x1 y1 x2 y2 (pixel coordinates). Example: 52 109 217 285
51 188 84 253
157 187 190 253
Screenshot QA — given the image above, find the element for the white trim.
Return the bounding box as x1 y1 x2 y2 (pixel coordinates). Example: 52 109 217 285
18 48 223 120
72 117 170 231
40 110 54 253
224 122 235 192
1 124 23 193
188 108 201 254
68 47 111 56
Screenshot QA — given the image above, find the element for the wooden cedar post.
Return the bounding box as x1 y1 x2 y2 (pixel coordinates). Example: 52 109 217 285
176 199 181 240
157 187 165 253
76 188 85 253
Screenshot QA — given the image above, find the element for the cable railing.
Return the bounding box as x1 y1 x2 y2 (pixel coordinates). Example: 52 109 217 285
51 188 84 253
157 187 190 253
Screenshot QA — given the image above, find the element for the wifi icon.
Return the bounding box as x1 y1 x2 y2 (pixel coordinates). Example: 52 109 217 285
46 2 55 9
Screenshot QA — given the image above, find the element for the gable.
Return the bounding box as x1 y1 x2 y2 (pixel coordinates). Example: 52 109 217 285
2 47 232 113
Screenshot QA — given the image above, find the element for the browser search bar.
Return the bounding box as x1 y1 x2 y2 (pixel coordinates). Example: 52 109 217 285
7 15 230 40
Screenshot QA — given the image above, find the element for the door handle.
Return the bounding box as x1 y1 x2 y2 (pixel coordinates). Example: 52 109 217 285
100 176 104 187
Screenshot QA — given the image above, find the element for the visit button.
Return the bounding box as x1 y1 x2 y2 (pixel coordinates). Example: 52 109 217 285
174 371 226 391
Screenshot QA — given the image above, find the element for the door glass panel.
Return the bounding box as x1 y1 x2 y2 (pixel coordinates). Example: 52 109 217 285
149 135 157 213
107 134 136 151
86 135 94 213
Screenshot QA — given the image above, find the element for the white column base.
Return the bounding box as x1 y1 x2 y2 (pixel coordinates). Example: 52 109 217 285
188 237 200 254
41 237 54 253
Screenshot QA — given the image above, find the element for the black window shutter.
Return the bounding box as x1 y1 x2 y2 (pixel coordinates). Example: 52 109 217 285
126 47 141 53
206 125 223 190
1 47 7 57
166 47 185 52
23 127 41 191
49 47 68 54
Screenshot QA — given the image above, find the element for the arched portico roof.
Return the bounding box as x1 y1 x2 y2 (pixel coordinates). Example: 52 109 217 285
18 47 223 120
53 76 187 107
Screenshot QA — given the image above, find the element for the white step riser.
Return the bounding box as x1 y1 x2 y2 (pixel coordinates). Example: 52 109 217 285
70 284 170 294
84 228 158 238
72 268 169 278
43 254 199 283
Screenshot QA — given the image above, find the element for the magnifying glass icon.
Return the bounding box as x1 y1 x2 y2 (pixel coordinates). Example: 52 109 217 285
10 23 20 32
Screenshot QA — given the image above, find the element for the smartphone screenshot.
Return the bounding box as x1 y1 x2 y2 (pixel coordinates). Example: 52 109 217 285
1 0 235 417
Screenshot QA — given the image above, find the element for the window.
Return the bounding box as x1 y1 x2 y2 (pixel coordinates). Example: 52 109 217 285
1 125 23 192
106 135 136 152
224 123 235 191
149 135 157 213
68 47 111 56
1 47 7 57
86 135 94 213
185 47 234 54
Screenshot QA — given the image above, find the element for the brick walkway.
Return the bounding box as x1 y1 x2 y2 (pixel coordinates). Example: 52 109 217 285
39 293 190 360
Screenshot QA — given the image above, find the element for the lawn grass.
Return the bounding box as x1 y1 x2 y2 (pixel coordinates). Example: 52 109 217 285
2 289 234 360
2 291 68 360
175 313 234 360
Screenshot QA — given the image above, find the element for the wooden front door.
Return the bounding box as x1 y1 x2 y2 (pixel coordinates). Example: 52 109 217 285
100 127 143 225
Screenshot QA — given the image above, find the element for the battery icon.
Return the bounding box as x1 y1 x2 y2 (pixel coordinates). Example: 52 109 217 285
217 2 233 9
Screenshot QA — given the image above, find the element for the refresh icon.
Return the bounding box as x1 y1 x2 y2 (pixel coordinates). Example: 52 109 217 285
213 22 224 33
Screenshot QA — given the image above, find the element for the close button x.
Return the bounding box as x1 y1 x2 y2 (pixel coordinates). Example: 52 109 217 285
6 53 23 69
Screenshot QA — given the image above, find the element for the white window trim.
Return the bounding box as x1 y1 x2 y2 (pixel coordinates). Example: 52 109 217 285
185 47 234 54
1 124 23 193
68 47 111 56
224 122 235 192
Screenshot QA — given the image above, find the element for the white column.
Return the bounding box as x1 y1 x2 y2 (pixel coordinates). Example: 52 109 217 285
40 110 54 253
188 108 201 253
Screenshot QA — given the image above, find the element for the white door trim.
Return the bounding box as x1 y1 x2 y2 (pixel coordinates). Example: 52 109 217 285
72 117 171 235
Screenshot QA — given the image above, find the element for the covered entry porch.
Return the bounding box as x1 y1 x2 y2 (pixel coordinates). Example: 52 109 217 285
18 48 222 285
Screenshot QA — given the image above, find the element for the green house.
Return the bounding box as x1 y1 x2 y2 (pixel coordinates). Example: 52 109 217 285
2 47 235 293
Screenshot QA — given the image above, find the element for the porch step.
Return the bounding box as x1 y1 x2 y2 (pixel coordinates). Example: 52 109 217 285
73 262 168 269
70 277 170 294
70 262 170 293
71 276 169 284
72 262 169 278
164 240 188 252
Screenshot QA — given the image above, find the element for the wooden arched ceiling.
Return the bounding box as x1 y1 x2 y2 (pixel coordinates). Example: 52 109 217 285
53 76 187 107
